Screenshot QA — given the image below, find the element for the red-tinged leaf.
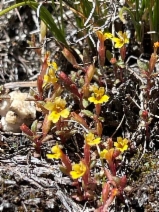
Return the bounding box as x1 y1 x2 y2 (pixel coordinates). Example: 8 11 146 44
61 154 72 173
62 48 78 67
85 64 95 84
113 149 121 158
40 52 49 77
84 144 90 165
98 44 105 67
149 53 157 74
71 112 89 129
42 114 51 136
58 71 73 86
96 119 103 137
104 168 113 181
37 75 43 100
20 124 33 136
70 84 81 99
102 182 110 204
82 84 90 98
120 175 127 189
59 72 81 98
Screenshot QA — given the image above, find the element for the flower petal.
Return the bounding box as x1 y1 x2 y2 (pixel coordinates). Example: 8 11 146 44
60 108 70 118
87 137 101 146
70 171 83 179
100 149 108 159
46 154 55 159
44 102 54 111
88 96 97 103
48 111 60 123
103 32 113 40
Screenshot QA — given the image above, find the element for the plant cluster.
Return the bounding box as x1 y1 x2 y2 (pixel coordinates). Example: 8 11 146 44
1 0 159 211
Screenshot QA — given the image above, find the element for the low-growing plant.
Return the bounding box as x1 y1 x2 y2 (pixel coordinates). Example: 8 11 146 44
1 0 159 211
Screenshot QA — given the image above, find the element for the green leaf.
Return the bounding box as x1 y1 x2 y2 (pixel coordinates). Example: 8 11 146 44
82 98 89 108
119 7 141 41
137 59 149 71
106 50 113 61
81 110 93 118
59 166 69 175
116 60 125 68
31 120 38 134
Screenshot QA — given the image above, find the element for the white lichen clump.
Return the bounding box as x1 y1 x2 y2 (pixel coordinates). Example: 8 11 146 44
0 90 36 132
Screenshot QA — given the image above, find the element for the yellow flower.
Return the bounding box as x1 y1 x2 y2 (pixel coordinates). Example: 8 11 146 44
100 149 108 159
43 61 58 87
114 137 129 152
46 144 63 159
70 161 87 179
43 68 58 86
44 97 70 123
84 132 101 146
88 85 109 104
154 41 159 48
100 148 114 163
111 31 129 48
96 31 113 42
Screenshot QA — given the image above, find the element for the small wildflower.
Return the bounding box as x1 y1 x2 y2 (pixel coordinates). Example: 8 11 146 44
43 61 58 86
70 161 87 179
95 31 113 66
111 31 129 48
114 137 129 152
88 85 109 104
100 148 115 162
154 41 159 48
47 61 58 69
46 144 63 159
96 31 113 42
100 149 108 159
43 68 58 86
44 97 70 123
84 132 101 146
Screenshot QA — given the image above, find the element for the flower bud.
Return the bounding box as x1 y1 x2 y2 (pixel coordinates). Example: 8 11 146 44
149 53 157 74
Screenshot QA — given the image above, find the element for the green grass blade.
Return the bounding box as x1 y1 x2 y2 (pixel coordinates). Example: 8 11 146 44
0 1 68 46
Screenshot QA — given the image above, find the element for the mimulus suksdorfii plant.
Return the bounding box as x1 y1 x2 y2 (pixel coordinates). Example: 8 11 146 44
111 31 129 48
114 137 129 153
44 97 70 123
88 85 109 104
43 61 58 86
100 148 120 175
46 143 72 173
96 30 113 67
84 132 101 146
70 161 87 179
84 132 101 165
96 31 113 42
46 143 63 159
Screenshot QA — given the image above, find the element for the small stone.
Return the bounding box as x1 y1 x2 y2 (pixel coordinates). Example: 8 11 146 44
0 90 36 132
